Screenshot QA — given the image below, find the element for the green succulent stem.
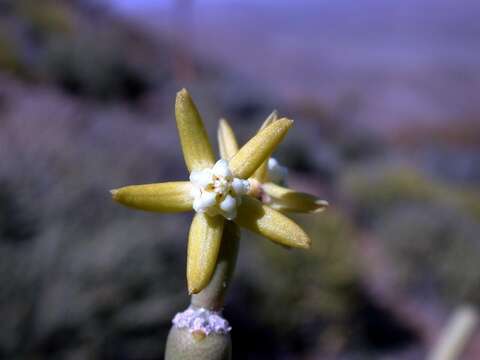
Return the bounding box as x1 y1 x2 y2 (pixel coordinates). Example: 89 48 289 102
165 221 240 360
165 328 232 360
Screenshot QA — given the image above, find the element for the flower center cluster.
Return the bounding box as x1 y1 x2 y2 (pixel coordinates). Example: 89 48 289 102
190 159 250 220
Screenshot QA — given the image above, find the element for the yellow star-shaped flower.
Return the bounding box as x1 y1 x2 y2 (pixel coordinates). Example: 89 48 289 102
111 89 311 294
218 111 329 214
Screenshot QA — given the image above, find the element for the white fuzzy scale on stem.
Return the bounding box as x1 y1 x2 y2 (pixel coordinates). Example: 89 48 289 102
172 307 232 335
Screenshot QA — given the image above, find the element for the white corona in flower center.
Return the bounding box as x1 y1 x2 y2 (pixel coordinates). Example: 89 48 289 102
190 159 250 220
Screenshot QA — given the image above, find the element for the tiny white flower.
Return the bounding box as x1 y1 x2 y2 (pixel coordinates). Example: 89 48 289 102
189 159 246 220
214 177 229 194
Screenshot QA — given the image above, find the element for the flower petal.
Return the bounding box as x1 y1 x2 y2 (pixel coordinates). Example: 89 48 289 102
218 118 239 160
260 110 278 130
111 182 193 212
191 221 240 310
263 182 329 213
229 118 293 179
234 196 311 248
187 213 225 294
252 110 279 182
175 89 215 172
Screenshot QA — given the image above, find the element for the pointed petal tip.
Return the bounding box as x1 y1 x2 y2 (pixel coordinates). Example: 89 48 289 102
259 110 279 132
304 236 312 248
175 88 192 107
177 88 188 96
188 280 206 294
278 117 293 123
293 229 312 249
282 236 311 250
275 117 294 130
110 189 119 198
218 118 230 130
188 286 198 295
296 235 312 249
265 109 279 123
314 200 329 212
296 230 312 249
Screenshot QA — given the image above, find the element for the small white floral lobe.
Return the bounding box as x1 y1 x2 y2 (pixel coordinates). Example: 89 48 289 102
268 157 288 184
190 159 250 220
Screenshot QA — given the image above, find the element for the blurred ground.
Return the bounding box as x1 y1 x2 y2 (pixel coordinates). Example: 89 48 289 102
0 0 479 359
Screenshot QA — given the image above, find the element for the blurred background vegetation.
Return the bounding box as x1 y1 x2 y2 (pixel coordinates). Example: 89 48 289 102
0 0 479 359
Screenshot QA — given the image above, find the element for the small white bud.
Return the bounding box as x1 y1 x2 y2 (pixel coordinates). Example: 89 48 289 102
198 191 217 209
232 178 250 195
268 157 288 184
220 194 236 213
212 159 232 178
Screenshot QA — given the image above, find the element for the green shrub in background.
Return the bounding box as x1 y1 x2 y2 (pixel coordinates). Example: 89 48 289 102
0 30 25 76
255 210 358 334
0 0 152 101
0 0 72 78
342 164 480 305
42 34 149 101
375 203 480 305
17 0 72 39
341 164 480 226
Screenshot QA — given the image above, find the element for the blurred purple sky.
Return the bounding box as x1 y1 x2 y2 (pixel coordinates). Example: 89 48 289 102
111 0 480 133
